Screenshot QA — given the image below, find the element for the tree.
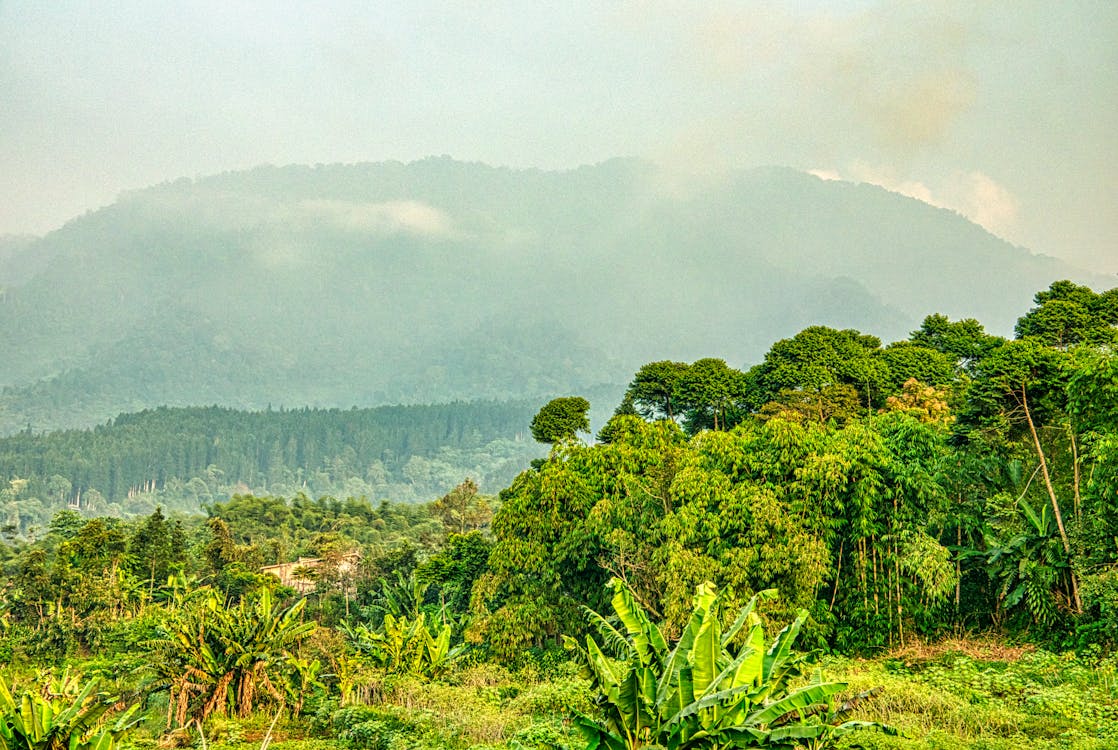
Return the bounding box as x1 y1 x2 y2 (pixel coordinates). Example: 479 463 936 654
430 478 492 534
127 507 186 592
880 342 954 391
747 327 889 411
757 384 861 425
153 588 316 727
530 397 590 444
597 393 640 443
343 611 465 679
959 339 1081 612
675 358 747 433
0 673 141 750
470 443 607 657
1015 280 1118 349
415 530 493 617
625 361 690 420
884 379 953 426
910 314 999 373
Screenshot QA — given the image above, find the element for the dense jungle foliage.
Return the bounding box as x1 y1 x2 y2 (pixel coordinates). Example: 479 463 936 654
1 279 1116 749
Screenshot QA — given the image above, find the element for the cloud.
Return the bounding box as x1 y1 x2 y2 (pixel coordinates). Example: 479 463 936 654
250 199 455 270
627 0 981 169
810 163 1019 240
297 200 453 238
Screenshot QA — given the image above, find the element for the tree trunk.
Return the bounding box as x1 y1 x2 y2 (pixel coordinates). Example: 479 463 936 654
1021 383 1082 612
1069 425 1082 522
830 538 844 612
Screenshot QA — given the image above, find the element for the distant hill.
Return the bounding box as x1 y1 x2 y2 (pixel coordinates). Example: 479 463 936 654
0 401 547 533
0 158 1107 433
0 234 43 288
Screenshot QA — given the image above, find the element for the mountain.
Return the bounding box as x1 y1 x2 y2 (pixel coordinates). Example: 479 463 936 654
0 235 45 289
0 158 1107 433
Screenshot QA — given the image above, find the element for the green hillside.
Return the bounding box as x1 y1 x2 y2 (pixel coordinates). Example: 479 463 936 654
0 401 547 532
0 159 1108 433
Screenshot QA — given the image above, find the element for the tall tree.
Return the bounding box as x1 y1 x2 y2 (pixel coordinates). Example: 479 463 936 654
911 314 1000 374
624 361 690 420
1015 280 1118 349
746 326 889 411
529 397 590 444
959 339 1082 612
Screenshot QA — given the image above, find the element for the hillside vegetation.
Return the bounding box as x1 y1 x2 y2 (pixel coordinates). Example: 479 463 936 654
1 279 1116 748
0 401 546 533
1 159 1107 434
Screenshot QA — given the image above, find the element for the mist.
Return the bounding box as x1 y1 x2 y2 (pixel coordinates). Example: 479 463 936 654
1 1 1115 272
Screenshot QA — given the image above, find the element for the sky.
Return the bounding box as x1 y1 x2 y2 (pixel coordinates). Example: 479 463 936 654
1 0 1115 272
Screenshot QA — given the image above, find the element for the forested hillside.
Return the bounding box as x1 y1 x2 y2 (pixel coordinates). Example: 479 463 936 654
0 401 544 534
1 279 1117 749
1 159 1107 434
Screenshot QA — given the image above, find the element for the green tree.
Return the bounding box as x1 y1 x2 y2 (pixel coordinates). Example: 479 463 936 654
127 507 186 593
959 339 1081 613
530 397 591 444
416 530 493 618
910 314 1000 373
880 342 954 391
470 443 606 657
0 673 141 750
675 358 747 433
625 361 690 420
430 478 492 534
747 327 889 412
597 393 641 443
1015 280 1118 348
153 588 316 728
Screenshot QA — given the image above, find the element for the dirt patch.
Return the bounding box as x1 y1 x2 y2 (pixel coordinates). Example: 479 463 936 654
887 635 1035 663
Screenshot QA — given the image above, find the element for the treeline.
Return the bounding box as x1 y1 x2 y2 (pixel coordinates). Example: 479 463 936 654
474 280 1118 652
0 401 541 532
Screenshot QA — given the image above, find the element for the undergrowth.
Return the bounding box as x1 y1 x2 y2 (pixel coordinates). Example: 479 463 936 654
83 639 1118 750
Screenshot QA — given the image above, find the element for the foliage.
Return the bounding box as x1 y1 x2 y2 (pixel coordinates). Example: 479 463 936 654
150 587 317 726
430 479 494 535
830 645 1118 749
344 612 466 679
909 314 999 374
1 278 1117 750
746 326 889 412
626 362 690 421
0 401 543 526
531 398 592 444
0 673 140 750
471 441 608 659
1015 280 1118 348
565 579 893 749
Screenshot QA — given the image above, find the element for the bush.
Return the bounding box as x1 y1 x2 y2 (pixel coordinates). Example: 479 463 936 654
327 705 443 750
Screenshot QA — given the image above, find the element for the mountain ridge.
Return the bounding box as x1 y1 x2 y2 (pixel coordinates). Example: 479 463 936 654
0 158 1109 434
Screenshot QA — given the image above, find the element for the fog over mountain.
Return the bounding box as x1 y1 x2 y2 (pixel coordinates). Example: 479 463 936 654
0 158 1108 434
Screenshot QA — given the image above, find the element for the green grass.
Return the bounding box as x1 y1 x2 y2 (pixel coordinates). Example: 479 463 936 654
107 641 1118 750
826 646 1118 749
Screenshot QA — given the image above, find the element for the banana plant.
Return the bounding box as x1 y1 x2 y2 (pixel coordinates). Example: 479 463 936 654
344 612 466 679
0 673 141 750
565 579 893 749
151 587 316 727
984 495 1068 626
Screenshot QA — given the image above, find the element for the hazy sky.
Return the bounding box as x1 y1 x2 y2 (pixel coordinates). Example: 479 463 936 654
1 0 1115 272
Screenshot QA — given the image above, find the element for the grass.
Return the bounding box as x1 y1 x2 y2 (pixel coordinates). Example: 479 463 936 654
111 638 1118 750
827 643 1118 749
